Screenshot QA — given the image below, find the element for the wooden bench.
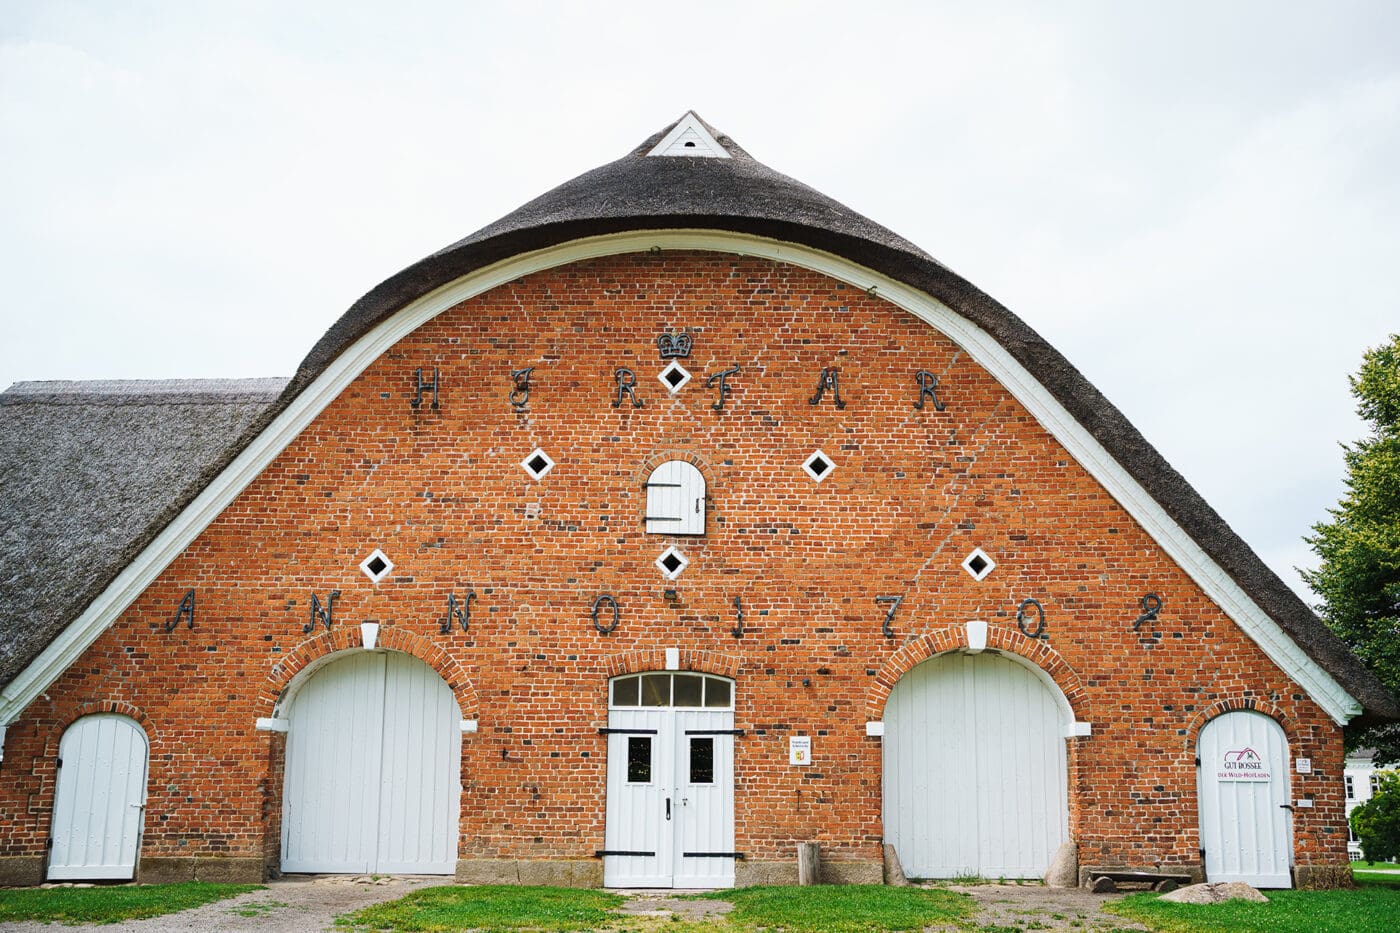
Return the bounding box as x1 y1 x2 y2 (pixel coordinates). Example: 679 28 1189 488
1082 867 1196 892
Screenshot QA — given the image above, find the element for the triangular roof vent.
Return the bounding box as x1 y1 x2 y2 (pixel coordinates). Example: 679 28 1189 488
647 112 731 159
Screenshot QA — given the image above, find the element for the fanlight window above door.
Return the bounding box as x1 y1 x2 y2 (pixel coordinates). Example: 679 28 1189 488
645 460 706 535
610 673 733 709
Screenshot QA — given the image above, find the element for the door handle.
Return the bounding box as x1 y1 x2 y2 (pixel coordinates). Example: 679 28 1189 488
665 797 671 821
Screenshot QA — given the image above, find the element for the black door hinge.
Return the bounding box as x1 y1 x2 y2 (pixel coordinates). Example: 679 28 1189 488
1199 847 1206 860
1194 756 1201 767
55 757 62 768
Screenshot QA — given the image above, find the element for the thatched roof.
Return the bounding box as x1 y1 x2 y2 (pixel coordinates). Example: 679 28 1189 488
0 379 285 686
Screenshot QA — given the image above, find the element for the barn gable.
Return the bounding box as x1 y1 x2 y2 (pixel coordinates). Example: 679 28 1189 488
0 113 1396 888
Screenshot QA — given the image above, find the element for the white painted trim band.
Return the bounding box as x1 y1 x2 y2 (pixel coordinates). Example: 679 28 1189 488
0 229 1362 727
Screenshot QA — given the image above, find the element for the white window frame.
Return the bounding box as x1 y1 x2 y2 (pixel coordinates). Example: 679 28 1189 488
802 450 835 483
961 547 996 581
359 548 394 584
658 360 692 394
655 546 690 580
521 448 555 480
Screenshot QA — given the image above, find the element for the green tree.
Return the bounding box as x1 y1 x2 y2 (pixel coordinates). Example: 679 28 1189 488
1304 334 1400 765
1351 771 1400 863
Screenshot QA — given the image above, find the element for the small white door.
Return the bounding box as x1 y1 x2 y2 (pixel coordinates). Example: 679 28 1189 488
282 651 461 874
883 652 1069 879
48 714 149 880
603 673 735 887
1197 711 1293 888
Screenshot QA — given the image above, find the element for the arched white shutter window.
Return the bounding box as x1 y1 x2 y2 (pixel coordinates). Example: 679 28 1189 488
645 461 705 535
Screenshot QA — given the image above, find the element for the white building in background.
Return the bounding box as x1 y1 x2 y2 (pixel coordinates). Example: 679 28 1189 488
1344 750 1397 860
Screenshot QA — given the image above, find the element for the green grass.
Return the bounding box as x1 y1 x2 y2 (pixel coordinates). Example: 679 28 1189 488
335 885 625 932
695 884 976 933
0 881 262 925
1105 884 1400 933
1350 860 1400 887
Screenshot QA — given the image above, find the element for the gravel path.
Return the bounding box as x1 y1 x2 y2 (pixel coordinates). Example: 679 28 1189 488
943 883 1150 932
0 875 452 933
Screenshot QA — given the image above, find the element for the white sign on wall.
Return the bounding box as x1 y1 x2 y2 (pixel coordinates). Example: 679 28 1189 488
1217 746 1271 782
789 735 811 766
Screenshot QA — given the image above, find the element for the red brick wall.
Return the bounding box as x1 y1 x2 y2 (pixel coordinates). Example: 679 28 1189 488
0 252 1348 873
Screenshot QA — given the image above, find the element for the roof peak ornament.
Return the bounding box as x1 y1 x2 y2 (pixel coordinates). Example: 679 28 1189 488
647 111 730 159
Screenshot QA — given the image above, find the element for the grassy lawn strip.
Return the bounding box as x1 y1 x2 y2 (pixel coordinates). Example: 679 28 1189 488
1105 884 1400 933
0 881 262 926
694 884 976 933
336 885 624 932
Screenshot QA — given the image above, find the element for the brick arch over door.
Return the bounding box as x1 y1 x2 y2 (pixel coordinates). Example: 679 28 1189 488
604 648 741 680
260 626 479 721
867 624 1089 722
1184 697 1293 749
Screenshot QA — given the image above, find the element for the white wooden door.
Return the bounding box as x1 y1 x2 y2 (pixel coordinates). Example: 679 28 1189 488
602 708 673 887
673 710 736 887
603 673 735 887
883 653 1068 879
282 651 461 874
1197 711 1293 888
48 714 148 880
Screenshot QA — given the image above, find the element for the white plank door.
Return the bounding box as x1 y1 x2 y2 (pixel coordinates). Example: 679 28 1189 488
1197 711 1293 888
282 651 460 874
673 710 736 888
48 714 148 880
883 653 1068 879
282 652 386 873
376 652 462 873
645 461 705 535
602 708 673 887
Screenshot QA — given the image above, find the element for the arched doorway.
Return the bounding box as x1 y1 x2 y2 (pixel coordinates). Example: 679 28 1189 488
602 671 736 888
1196 711 1293 887
49 714 149 880
281 651 461 874
883 651 1070 879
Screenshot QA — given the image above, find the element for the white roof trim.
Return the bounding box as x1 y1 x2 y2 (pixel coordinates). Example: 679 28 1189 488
0 229 1363 726
647 113 730 159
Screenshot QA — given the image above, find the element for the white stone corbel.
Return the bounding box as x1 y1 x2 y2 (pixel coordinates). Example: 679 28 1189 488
460 720 478 734
865 721 885 737
255 717 289 733
965 619 988 653
1067 721 1092 737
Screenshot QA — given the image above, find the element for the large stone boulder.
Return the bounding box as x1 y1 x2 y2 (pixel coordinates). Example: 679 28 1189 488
1044 840 1078 888
1159 881 1269 905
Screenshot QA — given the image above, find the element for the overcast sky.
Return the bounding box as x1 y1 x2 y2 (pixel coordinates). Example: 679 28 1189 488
3 2 1398 600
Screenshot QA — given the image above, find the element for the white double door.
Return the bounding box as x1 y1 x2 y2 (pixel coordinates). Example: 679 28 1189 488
48 714 149 880
603 707 735 887
1197 711 1293 887
282 651 461 874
